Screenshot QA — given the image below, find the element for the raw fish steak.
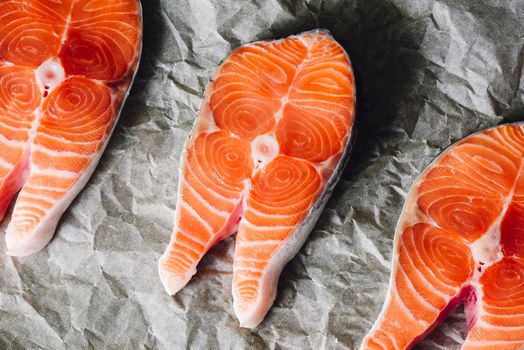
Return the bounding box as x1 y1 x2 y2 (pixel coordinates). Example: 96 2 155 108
0 1 142 256
158 30 356 328
361 124 524 350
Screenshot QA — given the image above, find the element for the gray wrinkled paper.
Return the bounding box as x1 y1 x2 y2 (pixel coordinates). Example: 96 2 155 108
1 0 524 349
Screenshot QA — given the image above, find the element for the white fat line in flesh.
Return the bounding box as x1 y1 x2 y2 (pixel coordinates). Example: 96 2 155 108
75 7 138 19
392 285 430 328
289 105 351 122
271 39 314 124
235 266 264 274
397 263 441 314
12 215 37 222
376 330 400 350
0 132 26 147
418 194 487 217
0 157 14 169
236 239 282 248
465 340 524 346
183 181 229 218
293 87 354 100
226 73 284 100
500 133 524 155
204 82 232 108
244 197 312 215
78 19 138 35
423 215 440 231
453 143 518 174
296 33 313 49
218 96 274 118
171 238 203 256
238 50 289 85
11 208 44 217
417 179 493 197
29 2 66 22
471 155 505 175
179 202 214 234
244 206 290 219
377 323 401 350
304 65 353 80
290 97 353 110
214 72 278 96
234 257 269 265
31 144 94 159
176 229 208 247
35 131 100 145
185 163 235 202
210 76 269 99
448 152 510 192
60 1 75 45
303 60 351 74
408 237 457 294
400 242 450 300
239 219 294 231
474 319 524 330
0 119 25 132
368 335 387 350
480 306 524 315
15 201 50 213
266 46 302 66
24 184 67 194
167 249 197 266
475 132 523 158
258 45 300 75
95 30 138 51
223 96 278 117
30 166 79 179
17 192 56 204
435 164 503 193
160 256 191 272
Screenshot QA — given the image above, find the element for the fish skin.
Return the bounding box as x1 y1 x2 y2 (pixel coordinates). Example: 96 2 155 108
361 123 524 350
159 29 356 328
0 0 143 257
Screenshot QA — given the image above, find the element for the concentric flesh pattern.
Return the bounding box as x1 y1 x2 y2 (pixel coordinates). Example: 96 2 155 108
158 30 355 328
361 124 524 350
0 1 142 257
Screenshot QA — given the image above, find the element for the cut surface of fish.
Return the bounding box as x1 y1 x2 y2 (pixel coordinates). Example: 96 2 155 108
158 30 356 328
0 0 142 256
361 124 524 350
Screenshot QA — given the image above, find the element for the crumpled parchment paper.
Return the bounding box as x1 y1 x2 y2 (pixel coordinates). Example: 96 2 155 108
1 0 523 349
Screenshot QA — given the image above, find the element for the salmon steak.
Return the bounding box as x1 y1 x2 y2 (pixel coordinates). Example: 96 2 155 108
158 30 356 328
0 0 142 256
361 124 524 350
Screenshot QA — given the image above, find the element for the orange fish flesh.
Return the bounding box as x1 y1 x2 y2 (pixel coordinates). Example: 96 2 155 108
361 124 524 350
0 0 142 256
158 30 356 328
